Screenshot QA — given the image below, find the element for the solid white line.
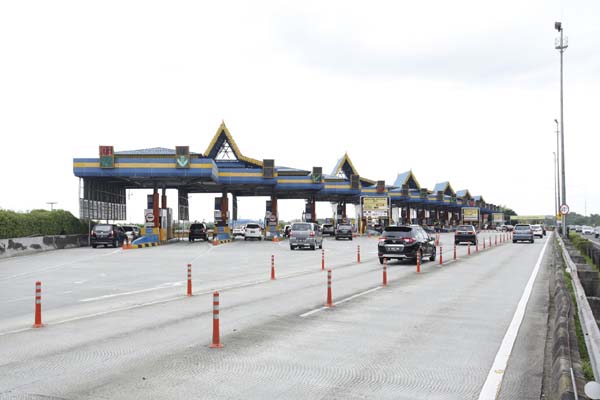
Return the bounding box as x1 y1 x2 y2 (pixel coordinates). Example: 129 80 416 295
79 282 183 302
478 234 550 399
300 286 382 318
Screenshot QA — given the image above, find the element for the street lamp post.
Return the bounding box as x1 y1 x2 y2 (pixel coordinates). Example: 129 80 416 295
555 21 568 235
46 202 57 211
553 152 558 226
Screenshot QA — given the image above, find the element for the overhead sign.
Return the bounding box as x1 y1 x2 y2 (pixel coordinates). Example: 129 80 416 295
175 146 190 168
560 204 570 215
462 207 479 222
99 145 114 168
492 213 504 223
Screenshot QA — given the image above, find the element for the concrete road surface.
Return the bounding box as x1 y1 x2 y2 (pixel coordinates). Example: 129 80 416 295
0 232 550 399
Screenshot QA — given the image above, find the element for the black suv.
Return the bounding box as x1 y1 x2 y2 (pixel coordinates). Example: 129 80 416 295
377 225 436 264
91 224 126 248
189 223 208 242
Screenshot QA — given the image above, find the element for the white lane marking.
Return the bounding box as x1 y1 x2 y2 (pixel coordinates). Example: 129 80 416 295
4 296 31 304
79 282 183 302
478 235 550 399
300 286 382 317
73 280 87 284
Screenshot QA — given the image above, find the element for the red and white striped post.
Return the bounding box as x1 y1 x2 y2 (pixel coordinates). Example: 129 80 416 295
33 281 43 328
416 250 421 274
453 244 457 260
483 237 486 250
187 264 192 296
439 246 443 265
383 258 388 286
468 243 471 256
271 255 276 280
357 245 361 264
321 249 325 271
476 238 479 253
325 269 335 307
210 291 223 348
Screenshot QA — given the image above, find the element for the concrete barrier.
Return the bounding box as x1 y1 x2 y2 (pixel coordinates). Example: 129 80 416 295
0 234 88 259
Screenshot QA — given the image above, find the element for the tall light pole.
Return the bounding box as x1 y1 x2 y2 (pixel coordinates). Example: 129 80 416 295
555 21 568 235
46 202 57 211
553 152 558 225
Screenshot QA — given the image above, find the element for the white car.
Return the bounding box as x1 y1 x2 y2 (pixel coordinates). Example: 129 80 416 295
232 225 245 238
582 226 594 235
531 224 544 238
244 223 263 240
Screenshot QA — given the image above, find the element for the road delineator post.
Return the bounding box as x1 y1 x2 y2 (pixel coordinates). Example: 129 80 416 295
325 269 335 307
416 250 421 274
454 244 457 260
489 237 492 248
483 237 486 250
271 255 276 280
383 259 388 286
495 235 498 246
476 238 479 253
210 291 223 348
468 243 471 256
321 249 325 271
357 245 361 264
187 264 192 296
439 246 443 265
33 281 43 328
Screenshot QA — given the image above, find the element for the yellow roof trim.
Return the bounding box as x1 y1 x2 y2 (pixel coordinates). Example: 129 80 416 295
204 122 263 167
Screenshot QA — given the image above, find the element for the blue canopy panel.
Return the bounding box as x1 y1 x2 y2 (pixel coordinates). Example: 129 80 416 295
276 176 320 191
217 168 274 185
321 180 359 196
73 157 217 181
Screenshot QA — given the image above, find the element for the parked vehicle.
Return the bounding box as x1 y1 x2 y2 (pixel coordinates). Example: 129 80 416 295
582 226 594 235
289 222 323 250
322 224 335 237
531 224 544 238
454 225 477 245
513 224 534 243
189 223 208 242
377 225 436 264
244 223 263 240
122 225 140 242
335 224 353 240
91 224 126 248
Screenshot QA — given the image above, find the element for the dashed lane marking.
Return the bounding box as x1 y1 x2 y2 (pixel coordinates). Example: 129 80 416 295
299 286 382 317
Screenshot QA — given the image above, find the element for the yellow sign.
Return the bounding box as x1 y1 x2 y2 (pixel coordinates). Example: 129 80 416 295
363 197 389 211
462 207 479 221
492 213 504 223
557 214 562 221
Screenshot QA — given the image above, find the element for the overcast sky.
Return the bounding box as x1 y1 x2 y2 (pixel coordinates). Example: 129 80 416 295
1 1 598 223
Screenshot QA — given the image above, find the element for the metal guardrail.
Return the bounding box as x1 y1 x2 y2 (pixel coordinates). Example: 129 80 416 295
558 234 600 379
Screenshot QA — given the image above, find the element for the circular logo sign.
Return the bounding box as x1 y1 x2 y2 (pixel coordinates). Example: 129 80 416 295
560 204 570 215
145 211 155 222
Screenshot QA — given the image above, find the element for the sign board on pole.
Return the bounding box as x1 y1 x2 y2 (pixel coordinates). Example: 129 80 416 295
560 204 570 215
462 207 479 222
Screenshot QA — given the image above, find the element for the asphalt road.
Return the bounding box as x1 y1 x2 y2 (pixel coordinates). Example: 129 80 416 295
0 231 550 399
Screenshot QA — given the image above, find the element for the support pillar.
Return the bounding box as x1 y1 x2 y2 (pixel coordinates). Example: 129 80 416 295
153 187 159 229
178 189 189 221
267 196 279 239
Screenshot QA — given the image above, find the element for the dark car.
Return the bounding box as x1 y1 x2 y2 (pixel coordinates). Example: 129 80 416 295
322 224 335 237
335 224 353 240
189 223 208 242
377 225 436 264
91 224 126 248
454 225 477 245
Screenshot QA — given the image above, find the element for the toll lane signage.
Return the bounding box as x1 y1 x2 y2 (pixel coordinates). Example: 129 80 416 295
176 146 190 168
462 207 479 222
492 213 504 223
99 146 114 168
362 196 389 217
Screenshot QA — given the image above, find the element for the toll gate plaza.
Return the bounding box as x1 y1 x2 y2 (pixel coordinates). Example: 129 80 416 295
73 122 507 244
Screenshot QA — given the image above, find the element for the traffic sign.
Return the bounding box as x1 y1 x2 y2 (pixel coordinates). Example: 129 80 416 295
560 204 570 215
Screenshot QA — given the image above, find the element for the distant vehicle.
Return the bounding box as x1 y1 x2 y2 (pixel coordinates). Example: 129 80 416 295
575 225 583 233
335 224 353 240
531 224 544 238
582 226 594 235
503 224 514 232
377 225 436 265
91 224 126 248
189 223 208 242
283 225 291 238
232 225 246 238
122 225 140 242
289 222 323 250
513 224 534 243
244 223 262 240
321 224 335 237
496 225 504 232
454 225 477 245
595 227 600 238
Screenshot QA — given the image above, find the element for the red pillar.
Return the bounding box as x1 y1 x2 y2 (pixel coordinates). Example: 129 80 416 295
153 189 159 229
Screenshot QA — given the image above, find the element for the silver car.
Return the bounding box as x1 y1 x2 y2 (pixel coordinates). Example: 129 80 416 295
289 222 323 250
513 224 534 243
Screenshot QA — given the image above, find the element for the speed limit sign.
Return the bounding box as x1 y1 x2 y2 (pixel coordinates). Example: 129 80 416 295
560 204 570 215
